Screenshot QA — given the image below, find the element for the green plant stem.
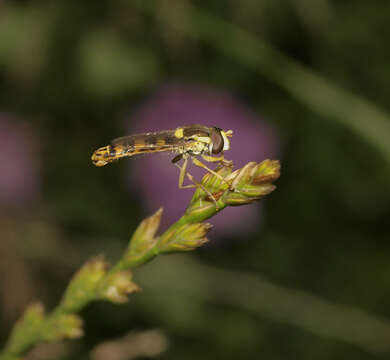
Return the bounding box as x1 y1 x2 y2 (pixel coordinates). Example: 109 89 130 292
0 159 280 360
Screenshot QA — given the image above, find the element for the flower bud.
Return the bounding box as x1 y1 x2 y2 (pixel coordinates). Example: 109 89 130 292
60 256 108 313
97 270 141 304
185 164 233 218
227 159 280 205
120 208 163 268
157 222 212 253
42 314 83 341
4 303 45 355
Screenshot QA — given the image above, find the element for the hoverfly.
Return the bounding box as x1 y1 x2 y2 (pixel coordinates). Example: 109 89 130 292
91 125 233 205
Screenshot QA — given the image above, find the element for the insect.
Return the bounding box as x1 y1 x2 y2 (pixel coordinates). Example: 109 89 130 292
91 125 233 205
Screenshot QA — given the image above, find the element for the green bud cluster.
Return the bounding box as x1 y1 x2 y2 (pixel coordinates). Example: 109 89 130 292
184 159 280 220
0 159 280 360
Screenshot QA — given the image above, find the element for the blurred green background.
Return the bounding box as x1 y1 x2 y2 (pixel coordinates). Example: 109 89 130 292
1 0 390 359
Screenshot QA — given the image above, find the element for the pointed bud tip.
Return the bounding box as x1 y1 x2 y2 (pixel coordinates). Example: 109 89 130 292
87 255 110 271
99 270 141 304
126 208 164 263
204 223 214 230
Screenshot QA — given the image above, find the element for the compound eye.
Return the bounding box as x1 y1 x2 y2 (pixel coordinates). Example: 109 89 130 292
211 129 224 154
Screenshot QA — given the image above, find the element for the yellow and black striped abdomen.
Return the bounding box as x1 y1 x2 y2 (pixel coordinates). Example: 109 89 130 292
91 130 180 167
91 144 130 167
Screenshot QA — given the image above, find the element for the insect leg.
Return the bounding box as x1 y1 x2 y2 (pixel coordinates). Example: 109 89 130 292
175 158 195 189
201 154 224 162
192 157 231 187
175 158 219 208
201 154 233 167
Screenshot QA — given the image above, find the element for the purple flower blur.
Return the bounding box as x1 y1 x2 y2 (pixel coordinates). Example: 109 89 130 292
124 83 279 236
0 114 41 210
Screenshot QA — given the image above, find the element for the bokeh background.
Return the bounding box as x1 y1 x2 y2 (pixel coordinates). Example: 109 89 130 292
1 1 390 359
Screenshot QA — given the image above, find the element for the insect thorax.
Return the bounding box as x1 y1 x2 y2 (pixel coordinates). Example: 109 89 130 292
180 138 210 157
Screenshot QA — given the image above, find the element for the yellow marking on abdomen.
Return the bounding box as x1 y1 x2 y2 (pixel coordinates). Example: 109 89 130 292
92 142 176 167
91 146 110 166
91 145 127 167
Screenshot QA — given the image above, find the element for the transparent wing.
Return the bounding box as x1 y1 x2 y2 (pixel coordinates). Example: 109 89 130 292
111 130 180 150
